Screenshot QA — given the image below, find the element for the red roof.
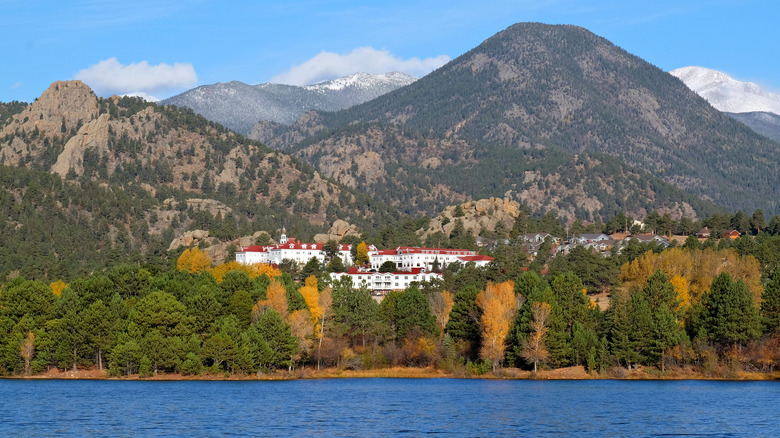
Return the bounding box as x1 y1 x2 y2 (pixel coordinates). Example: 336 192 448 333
239 241 352 253
395 246 476 255
458 255 494 262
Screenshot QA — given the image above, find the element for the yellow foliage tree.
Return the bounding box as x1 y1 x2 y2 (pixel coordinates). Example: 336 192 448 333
253 279 288 322
209 261 282 282
177 248 212 274
299 276 323 336
356 241 370 266
476 280 518 372
288 308 314 361
253 263 283 280
315 286 333 369
619 248 763 306
50 280 67 297
428 290 454 336
670 275 690 312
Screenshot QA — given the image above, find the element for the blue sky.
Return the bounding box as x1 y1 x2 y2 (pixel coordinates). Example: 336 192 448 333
2 0 777 102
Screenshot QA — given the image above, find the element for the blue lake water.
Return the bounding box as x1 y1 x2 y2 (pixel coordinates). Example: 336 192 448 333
1 378 778 437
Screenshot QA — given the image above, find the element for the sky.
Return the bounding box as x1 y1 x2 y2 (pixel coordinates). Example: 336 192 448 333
2 0 778 102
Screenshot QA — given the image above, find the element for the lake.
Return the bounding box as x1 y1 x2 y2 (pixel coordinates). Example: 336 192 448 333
1 379 778 437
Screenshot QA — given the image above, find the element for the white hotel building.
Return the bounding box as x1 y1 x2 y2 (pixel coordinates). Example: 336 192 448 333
329 267 444 294
235 232 493 293
235 230 361 266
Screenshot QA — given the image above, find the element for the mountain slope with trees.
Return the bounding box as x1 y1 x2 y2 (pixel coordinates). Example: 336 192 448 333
268 23 779 217
0 81 403 281
161 72 416 135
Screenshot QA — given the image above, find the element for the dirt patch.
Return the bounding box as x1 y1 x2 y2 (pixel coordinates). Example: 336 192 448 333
536 365 593 379
24 368 109 379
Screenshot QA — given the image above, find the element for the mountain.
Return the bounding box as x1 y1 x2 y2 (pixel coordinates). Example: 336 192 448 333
266 23 779 217
670 66 780 115
669 67 780 143
0 81 402 281
727 111 780 143
160 72 416 135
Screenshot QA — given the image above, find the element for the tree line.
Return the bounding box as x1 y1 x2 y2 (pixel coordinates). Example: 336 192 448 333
2 243 779 378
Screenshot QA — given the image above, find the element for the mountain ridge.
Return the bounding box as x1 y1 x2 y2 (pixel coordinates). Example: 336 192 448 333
160 72 416 135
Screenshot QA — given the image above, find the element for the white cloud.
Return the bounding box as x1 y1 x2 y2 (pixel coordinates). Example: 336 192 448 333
10 82 22 89
74 58 197 97
270 47 450 85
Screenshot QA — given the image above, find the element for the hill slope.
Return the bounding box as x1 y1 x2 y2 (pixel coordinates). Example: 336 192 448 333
727 111 780 143
270 23 776 216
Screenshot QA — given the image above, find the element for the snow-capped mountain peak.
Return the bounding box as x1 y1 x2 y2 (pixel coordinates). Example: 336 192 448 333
670 66 780 115
304 72 416 92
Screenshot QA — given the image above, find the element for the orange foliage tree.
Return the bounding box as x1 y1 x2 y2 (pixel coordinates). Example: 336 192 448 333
476 280 519 371
252 279 288 322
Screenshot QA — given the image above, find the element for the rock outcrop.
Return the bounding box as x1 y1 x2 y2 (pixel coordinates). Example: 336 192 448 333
51 113 110 177
186 199 232 219
313 219 360 243
420 197 521 240
168 229 210 251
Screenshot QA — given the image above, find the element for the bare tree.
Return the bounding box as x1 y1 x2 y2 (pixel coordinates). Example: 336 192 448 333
522 302 551 374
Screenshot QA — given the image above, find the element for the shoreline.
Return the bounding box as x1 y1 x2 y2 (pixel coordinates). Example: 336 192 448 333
5 365 779 382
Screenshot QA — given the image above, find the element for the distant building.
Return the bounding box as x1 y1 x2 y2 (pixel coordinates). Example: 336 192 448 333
571 233 610 245
696 228 712 239
236 230 493 271
626 234 670 246
330 267 443 295
369 246 492 271
722 229 741 240
235 229 362 266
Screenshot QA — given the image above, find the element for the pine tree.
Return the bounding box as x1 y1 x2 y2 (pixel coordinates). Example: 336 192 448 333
760 269 780 334
701 273 761 346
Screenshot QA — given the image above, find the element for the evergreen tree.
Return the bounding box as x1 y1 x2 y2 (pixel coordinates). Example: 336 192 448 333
700 273 761 346
444 285 481 359
252 309 298 371
760 269 780 334
642 270 680 315
394 287 438 340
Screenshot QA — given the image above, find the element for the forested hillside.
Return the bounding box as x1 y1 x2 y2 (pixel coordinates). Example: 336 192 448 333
0 81 402 281
268 23 780 217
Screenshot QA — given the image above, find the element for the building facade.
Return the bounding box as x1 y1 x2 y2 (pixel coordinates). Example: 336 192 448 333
235 230 361 266
329 267 443 294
